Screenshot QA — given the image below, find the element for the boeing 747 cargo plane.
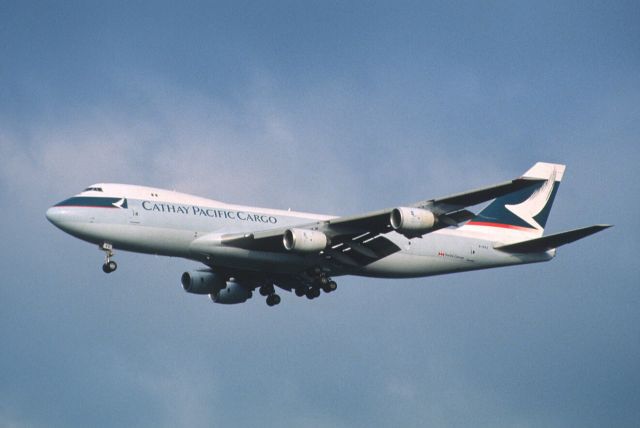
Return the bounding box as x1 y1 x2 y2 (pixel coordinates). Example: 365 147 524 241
46 162 610 307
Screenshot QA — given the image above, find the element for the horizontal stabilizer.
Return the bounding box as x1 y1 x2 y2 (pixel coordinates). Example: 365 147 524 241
494 225 612 253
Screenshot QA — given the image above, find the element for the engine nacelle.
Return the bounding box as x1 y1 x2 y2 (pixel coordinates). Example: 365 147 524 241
210 280 252 304
283 228 328 252
390 207 437 234
181 270 226 295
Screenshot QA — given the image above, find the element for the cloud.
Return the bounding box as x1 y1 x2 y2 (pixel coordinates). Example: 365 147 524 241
1 36 638 427
0 76 510 218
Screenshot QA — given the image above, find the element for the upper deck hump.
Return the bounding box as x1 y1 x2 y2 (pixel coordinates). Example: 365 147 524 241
79 183 224 206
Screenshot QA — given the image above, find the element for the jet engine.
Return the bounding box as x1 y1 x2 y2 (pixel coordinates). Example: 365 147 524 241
181 270 226 294
390 207 437 234
210 280 252 304
283 228 328 252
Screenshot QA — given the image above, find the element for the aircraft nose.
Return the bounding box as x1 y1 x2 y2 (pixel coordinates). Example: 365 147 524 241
46 206 82 227
46 203 90 235
45 206 65 226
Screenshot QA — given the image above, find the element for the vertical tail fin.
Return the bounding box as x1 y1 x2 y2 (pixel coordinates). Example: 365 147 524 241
460 162 565 241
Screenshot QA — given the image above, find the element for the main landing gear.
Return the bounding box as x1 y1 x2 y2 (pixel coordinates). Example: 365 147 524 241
259 272 337 307
294 271 337 301
259 283 281 307
100 243 117 273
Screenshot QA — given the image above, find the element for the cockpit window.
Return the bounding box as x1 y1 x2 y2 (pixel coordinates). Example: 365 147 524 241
84 187 103 192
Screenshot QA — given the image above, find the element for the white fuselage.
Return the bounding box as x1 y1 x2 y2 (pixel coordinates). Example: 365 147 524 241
46 184 553 279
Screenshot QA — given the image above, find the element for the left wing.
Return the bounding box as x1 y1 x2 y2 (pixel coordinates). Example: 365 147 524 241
212 174 543 266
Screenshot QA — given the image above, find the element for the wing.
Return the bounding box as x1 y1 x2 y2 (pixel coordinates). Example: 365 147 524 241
212 175 543 267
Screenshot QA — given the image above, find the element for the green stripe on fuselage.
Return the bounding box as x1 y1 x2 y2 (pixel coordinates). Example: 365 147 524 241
55 196 127 209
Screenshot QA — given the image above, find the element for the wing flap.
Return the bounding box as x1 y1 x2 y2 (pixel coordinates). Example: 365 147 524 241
220 231 285 252
494 225 612 253
330 235 402 266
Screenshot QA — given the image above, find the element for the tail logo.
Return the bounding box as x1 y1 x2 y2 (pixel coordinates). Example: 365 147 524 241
505 168 557 230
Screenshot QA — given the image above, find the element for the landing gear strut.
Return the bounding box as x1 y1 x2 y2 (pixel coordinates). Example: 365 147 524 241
100 243 117 273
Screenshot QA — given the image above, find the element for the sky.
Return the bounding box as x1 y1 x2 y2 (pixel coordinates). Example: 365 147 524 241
0 1 639 427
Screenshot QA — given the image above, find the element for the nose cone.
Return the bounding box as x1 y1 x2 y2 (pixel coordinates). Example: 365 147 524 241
46 206 67 227
46 205 84 231
46 203 95 239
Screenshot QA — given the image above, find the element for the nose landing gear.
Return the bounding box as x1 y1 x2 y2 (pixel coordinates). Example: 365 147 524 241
100 243 117 273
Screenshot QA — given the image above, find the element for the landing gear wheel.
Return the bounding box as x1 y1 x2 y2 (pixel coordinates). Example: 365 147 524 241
306 287 321 299
102 261 117 273
266 294 281 306
295 287 306 297
325 280 337 293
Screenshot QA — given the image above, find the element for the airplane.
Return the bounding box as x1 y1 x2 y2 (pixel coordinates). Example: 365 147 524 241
45 162 611 307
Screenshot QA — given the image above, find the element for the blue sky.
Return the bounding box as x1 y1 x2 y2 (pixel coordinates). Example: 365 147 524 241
1 1 638 427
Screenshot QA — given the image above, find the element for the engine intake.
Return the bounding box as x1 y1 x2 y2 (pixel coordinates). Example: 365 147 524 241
283 228 328 252
390 207 437 235
181 271 226 295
